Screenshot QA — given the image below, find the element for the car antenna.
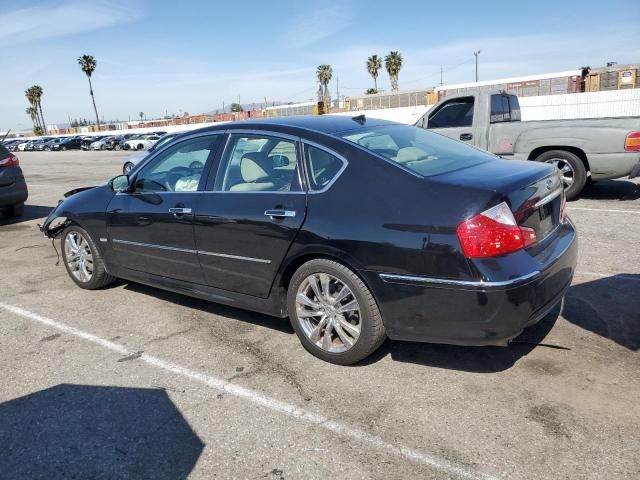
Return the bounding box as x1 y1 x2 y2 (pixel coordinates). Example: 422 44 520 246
351 114 366 125
1 129 10 143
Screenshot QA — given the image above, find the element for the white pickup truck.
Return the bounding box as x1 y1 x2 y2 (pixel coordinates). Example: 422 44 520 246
416 91 640 198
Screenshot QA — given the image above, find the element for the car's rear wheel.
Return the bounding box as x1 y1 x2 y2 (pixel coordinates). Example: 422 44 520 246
61 225 116 290
1 202 24 219
535 150 586 200
61 146 67 151
123 162 135 174
288 259 386 365
137 143 144 150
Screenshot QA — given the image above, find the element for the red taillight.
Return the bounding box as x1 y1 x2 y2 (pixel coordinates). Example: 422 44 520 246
0 153 19 167
625 131 640 152
457 202 537 258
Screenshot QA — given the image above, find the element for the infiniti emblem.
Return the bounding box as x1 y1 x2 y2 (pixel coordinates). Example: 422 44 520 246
545 179 554 191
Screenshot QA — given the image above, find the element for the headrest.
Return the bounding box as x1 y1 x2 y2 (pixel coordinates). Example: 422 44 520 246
240 152 272 182
394 147 428 164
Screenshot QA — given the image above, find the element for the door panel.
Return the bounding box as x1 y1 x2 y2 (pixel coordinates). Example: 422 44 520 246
106 134 222 284
107 192 204 283
193 193 306 297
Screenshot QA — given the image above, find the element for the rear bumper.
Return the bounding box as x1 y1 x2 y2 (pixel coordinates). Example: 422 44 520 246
589 152 640 180
0 175 29 207
368 223 577 345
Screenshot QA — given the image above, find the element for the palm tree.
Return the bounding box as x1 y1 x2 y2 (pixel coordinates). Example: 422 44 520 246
366 55 382 91
385 51 403 92
139 112 144 121
316 64 333 107
32 85 46 132
78 54 101 128
25 86 46 133
25 107 38 130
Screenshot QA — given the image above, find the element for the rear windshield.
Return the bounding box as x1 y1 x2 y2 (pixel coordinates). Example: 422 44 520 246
0 144 10 160
339 124 494 177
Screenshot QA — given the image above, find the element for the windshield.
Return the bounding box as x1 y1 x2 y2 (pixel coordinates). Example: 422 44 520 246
339 124 494 177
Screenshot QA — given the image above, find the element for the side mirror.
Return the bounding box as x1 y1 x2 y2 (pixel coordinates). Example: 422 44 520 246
111 175 130 193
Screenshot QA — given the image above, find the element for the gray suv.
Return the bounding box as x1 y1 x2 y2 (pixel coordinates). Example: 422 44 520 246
0 144 28 218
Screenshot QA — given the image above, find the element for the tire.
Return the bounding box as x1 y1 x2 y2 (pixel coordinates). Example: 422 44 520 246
62 146 67 151
137 144 144 151
114 144 121 151
123 162 134 174
1 202 24 219
534 150 587 200
287 259 386 365
61 225 116 290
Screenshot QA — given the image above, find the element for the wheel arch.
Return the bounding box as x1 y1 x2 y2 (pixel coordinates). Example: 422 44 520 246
528 146 590 173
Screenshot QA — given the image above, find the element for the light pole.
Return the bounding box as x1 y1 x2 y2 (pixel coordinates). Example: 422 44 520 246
474 50 481 82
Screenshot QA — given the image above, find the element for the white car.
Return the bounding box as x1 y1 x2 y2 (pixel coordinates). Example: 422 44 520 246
122 134 161 151
16 141 31 151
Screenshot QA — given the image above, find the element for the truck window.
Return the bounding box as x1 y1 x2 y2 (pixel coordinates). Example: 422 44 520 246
491 94 521 123
427 97 474 129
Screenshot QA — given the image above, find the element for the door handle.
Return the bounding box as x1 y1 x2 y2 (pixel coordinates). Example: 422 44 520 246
169 207 192 215
460 133 473 141
264 209 295 219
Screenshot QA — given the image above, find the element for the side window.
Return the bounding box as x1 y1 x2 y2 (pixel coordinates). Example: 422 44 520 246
133 135 220 193
215 134 301 192
427 97 474 128
508 95 521 121
305 145 345 191
490 94 521 123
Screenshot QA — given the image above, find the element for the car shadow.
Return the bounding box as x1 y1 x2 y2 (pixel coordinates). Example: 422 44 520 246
580 179 640 201
121 282 295 334
562 273 639 351
0 204 54 226
358 304 562 372
0 384 203 479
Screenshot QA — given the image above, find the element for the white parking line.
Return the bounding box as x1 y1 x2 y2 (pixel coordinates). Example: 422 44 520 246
0 301 495 480
569 207 640 214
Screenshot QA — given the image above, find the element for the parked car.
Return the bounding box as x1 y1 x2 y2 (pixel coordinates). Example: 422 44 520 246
105 134 136 151
122 134 161 151
122 132 182 174
2 139 24 152
90 137 114 151
16 140 31 151
0 144 28 219
53 136 83 151
42 138 67 151
416 91 640 199
81 136 106 150
42 116 577 364
31 138 54 151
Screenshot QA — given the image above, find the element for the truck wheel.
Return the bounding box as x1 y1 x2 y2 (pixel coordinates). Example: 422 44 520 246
1 202 24 219
535 150 586 200
287 259 386 365
61 225 116 290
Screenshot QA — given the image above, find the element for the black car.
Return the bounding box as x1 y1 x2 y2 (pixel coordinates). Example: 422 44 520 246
0 144 28 218
106 134 136 151
54 136 83 151
41 116 577 364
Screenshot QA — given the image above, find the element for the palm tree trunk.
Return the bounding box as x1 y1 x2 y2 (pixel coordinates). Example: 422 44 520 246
374 77 378 91
38 102 46 134
87 76 101 129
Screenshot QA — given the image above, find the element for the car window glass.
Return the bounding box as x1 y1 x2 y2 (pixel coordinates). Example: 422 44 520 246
133 135 220 193
305 145 344 190
428 97 474 128
215 134 301 192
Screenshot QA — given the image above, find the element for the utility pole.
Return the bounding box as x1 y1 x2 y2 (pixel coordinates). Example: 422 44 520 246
440 65 443 86
474 51 481 82
336 76 339 108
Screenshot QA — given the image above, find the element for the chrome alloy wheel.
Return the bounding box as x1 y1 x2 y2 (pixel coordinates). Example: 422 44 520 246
64 231 94 282
295 273 361 353
546 158 575 188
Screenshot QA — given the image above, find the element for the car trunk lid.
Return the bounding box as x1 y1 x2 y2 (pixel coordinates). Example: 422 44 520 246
432 158 563 241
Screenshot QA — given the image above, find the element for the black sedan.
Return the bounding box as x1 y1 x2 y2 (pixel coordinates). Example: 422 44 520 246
40 116 577 364
0 144 28 218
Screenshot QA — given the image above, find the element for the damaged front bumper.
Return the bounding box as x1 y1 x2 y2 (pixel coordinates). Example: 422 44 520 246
38 185 95 238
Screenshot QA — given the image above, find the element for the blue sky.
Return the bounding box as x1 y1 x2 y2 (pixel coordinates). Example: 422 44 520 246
2 0 639 130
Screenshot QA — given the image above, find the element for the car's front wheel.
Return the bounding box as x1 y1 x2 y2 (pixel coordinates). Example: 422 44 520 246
123 162 135 174
288 259 386 365
61 225 116 290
